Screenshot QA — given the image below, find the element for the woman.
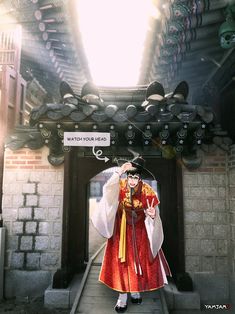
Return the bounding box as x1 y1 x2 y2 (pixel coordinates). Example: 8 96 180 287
91 156 171 312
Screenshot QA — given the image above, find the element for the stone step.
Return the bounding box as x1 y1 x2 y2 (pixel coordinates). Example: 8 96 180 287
164 281 200 311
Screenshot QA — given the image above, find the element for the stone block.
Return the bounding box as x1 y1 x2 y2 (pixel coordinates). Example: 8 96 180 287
18 208 32 220
193 272 229 304
10 252 24 269
4 172 17 183
16 172 30 182
194 225 212 238
163 282 200 310
48 208 60 220
56 171 64 183
3 221 11 231
201 256 215 272
3 208 17 220
50 236 61 250
230 200 235 211
217 239 228 255
53 222 62 234
38 183 52 195
184 174 198 186
40 253 59 269
39 222 50 234
20 236 33 251
198 174 211 186
200 239 217 255
229 172 235 186
54 196 63 207
25 222 37 234
174 291 201 310
4 270 52 298
185 199 212 211
2 195 13 208
185 212 202 223
185 256 201 272
204 187 218 198
218 187 226 197
217 212 229 224
34 208 47 220
12 222 23 234
12 195 24 207
26 253 40 269
6 235 18 250
22 183 36 194
213 225 228 239
190 187 205 198
44 286 70 309
44 274 83 309
35 236 49 250
232 226 235 241
212 200 226 211
29 172 44 182
202 212 217 223
26 195 38 207
184 225 196 238
53 184 63 195
39 196 54 207
185 239 201 255
212 174 225 185
42 172 57 183
4 183 22 195
229 187 235 198
215 257 229 273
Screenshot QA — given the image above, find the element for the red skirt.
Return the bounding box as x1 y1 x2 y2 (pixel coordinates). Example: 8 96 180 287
99 217 171 292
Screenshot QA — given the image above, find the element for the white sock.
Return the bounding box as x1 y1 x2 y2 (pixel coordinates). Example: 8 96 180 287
131 292 141 299
116 293 127 306
118 293 127 303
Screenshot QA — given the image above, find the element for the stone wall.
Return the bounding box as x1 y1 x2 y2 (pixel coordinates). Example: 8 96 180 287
228 144 235 305
2 147 64 298
182 147 233 304
183 148 229 274
228 144 235 273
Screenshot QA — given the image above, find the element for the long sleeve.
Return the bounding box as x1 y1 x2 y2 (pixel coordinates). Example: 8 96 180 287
91 172 120 238
142 185 163 258
145 206 164 258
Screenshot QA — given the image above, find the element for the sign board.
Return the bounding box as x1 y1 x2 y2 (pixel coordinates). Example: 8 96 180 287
64 132 110 147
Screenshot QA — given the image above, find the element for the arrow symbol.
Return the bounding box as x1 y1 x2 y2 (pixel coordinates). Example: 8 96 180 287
92 146 109 163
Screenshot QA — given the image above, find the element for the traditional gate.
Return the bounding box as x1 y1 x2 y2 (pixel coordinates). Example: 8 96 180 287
6 80 229 288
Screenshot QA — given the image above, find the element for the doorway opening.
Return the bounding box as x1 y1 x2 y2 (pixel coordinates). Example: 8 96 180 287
57 152 184 289
88 167 117 258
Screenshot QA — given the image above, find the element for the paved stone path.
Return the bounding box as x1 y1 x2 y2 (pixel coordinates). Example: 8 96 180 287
71 243 168 314
75 265 165 314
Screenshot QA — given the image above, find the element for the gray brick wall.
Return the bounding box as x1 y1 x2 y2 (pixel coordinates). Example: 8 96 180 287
228 144 235 273
2 148 64 272
183 148 230 274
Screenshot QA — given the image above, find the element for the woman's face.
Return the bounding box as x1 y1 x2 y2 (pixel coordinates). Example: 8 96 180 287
127 174 140 188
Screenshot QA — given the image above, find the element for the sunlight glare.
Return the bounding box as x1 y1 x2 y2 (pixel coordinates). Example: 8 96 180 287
77 0 158 86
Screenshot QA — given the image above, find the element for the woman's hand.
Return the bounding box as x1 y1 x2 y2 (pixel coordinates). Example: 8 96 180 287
145 199 156 219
